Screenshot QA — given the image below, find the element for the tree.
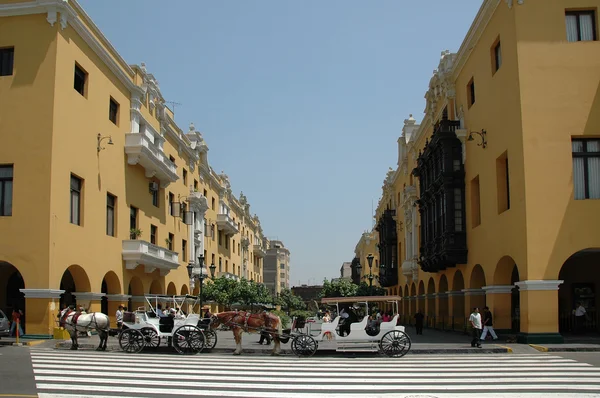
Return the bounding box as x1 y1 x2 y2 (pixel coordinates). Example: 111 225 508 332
356 282 386 297
275 288 306 313
202 277 274 309
319 278 359 298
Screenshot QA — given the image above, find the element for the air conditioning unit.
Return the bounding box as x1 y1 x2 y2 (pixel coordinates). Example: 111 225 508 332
149 182 159 192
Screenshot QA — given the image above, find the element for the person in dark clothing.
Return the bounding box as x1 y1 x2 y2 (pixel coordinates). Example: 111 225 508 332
258 330 271 345
414 310 425 335
480 306 498 340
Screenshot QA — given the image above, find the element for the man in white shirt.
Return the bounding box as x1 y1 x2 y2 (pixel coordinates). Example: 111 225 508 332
116 305 124 329
469 307 482 348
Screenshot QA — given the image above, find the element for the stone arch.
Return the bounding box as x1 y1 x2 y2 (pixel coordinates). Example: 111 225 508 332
167 282 177 295
452 270 466 321
403 285 409 315
0 262 25 322
127 276 143 311
59 265 91 309
181 284 189 295
417 280 426 313
410 283 417 314
418 280 425 295
193 283 199 296
149 280 163 294
493 255 519 286
438 274 449 317
557 248 600 334
469 264 486 289
427 277 436 316
101 271 121 315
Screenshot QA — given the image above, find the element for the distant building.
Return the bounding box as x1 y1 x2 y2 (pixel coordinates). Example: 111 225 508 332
264 240 290 295
340 262 352 280
291 285 323 307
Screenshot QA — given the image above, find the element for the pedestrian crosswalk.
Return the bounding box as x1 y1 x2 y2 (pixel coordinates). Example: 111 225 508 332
30 349 600 397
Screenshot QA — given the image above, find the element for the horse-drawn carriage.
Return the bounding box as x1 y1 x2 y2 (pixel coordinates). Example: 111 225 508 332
118 294 217 355
287 295 411 358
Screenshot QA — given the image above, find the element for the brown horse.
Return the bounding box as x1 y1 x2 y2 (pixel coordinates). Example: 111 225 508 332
210 311 282 355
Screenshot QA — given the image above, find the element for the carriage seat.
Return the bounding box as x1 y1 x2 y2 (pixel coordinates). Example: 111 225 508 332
159 316 174 333
147 311 157 318
350 315 369 333
123 312 136 323
320 315 341 335
379 314 399 333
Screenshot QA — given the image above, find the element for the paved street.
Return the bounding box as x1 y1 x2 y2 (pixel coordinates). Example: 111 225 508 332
24 347 600 397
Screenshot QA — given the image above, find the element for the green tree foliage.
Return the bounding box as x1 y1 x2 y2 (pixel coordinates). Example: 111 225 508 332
319 278 359 298
356 282 386 296
274 288 306 313
201 277 275 309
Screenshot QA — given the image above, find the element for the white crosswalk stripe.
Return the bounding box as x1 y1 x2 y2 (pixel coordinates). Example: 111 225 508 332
30 350 600 397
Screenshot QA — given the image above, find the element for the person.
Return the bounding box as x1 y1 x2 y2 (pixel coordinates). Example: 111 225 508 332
322 311 331 323
10 308 24 337
203 307 211 319
156 303 165 317
116 305 124 329
258 310 271 345
339 308 351 336
480 306 498 341
574 302 587 333
469 307 482 348
414 310 424 335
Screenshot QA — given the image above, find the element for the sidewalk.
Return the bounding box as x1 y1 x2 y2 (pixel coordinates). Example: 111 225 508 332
5 326 599 354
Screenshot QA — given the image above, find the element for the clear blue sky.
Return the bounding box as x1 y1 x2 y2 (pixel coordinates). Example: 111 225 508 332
79 0 481 286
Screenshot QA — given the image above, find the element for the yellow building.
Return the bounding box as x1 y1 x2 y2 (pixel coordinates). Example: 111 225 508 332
358 0 600 343
353 231 380 286
0 0 268 338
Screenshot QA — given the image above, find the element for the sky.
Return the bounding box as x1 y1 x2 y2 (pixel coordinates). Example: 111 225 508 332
79 0 482 286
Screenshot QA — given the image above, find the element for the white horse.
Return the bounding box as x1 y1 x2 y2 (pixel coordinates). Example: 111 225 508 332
59 308 110 351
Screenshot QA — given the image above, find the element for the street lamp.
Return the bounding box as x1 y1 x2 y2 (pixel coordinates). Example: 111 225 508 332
364 253 377 287
186 255 217 311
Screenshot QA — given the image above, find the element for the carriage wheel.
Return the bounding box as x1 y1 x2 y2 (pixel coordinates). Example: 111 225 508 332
173 325 205 355
119 329 144 353
202 329 217 350
291 335 317 357
379 330 411 358
141 327 161 349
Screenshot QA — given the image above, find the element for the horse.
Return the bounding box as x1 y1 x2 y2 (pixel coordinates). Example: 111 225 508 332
210 311 283 356
59 307 110 351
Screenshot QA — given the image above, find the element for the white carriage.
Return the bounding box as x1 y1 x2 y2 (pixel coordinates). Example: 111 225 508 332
119 294 217 355
289 295 411 358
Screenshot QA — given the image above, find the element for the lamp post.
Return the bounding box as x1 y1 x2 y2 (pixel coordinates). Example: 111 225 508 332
187 255 216 311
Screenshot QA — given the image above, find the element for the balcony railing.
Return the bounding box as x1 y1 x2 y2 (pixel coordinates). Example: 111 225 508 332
216 213 239 236
124 133 178 188
253 244 266 258
122 239 180 275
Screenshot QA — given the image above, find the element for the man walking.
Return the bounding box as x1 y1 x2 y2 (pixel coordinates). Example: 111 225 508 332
469 307 482 348
116 305 124 329
480 306 498 341
414 310 424 335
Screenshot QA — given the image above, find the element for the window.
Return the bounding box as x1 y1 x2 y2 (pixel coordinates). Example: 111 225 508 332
496 152 510 213
491 39 502 74
182 239 187 261
467 78 475 107
183 169 188 186
203 189 207 197
454 188 463 232
0 47 14 76
193 179 198 191
151 184 159 207
219 257 222 273
168 192 175 216
70 174 82 225
572 139 600 199
211 224 215 241
471 176 481 227
167 233 174 250
130 206 138 237
225 236 229 250
109 97 119 125
74 63 87 96
218 231 223 246
211 253 215 268
225 260 229 273
0 165 13 216
566 10 597 42
150 225 157 245
280 263 285 270
232 240 235 253
211 197 215 210
106 193 116 237
169 155 176 167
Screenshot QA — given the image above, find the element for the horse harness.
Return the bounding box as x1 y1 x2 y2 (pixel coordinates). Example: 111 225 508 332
62 309 98 332
222 311 272 333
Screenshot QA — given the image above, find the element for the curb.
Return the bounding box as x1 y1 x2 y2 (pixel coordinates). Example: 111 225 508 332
529 344 549 352
529 344 600 352
54 342 511 355
0 339 47 347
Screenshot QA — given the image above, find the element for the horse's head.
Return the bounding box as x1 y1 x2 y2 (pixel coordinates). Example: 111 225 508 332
209 314 221 330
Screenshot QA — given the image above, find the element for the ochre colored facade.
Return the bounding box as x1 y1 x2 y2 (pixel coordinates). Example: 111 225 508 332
355 0 600 343
0 0 270 337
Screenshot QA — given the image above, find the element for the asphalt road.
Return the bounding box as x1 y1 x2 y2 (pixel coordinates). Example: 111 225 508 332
553 351 600 367
0 345 37 398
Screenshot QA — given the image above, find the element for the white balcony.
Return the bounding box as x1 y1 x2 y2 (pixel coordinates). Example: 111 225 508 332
124 133 178 188
187 191 209 213
122 240 180 276
216 213 239 236
217 272 240 281
253 244 266 258
402 259 419 280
